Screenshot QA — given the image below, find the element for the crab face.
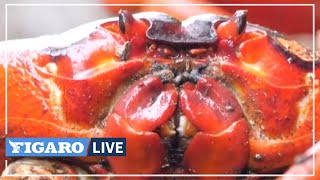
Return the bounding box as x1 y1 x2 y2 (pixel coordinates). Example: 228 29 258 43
0 10 319 176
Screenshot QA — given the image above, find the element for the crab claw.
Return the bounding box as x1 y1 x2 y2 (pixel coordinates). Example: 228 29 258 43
180 77 249 174
113 75 178 132
106 113 166 174
106 76 178 174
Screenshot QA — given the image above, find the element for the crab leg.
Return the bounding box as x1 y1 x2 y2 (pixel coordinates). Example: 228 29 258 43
180 77 249 174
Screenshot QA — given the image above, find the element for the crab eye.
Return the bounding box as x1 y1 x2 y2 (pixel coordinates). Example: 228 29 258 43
233 10 248 35
118 10 136 35
118 10 126 34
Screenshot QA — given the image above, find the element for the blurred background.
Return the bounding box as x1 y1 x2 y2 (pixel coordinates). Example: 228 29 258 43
0 0 319 49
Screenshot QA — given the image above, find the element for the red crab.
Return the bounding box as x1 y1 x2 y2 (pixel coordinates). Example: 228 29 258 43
0 10 319 178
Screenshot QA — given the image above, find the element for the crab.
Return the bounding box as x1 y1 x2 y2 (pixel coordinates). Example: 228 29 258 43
0 10 319 178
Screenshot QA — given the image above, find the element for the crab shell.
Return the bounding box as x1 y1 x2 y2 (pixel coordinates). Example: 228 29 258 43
0 10 319 177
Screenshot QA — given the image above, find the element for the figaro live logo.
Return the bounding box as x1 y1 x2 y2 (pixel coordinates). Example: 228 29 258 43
6 138 126 157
